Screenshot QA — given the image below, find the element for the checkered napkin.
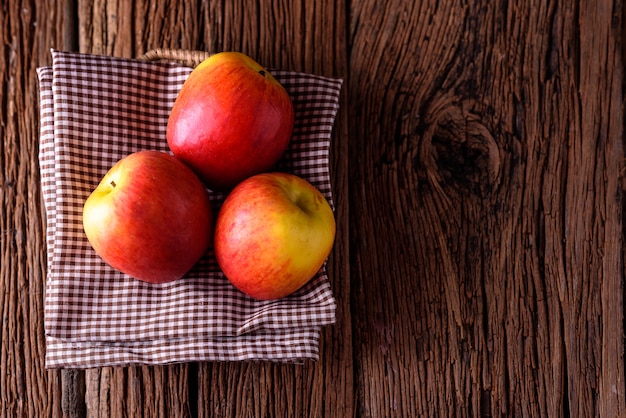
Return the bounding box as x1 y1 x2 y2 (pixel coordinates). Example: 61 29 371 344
37 50 342 368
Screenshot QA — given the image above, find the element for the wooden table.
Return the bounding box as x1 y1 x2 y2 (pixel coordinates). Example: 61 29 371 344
2 0 624 416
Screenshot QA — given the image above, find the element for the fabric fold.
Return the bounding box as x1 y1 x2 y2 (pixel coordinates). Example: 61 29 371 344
38 50 341 368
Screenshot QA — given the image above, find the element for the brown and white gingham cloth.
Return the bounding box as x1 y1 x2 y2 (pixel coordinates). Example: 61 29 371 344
37 50 341 368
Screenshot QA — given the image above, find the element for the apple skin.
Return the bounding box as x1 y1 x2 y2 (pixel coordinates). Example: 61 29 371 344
214 172 335 300
82 150 213 284
166 51 295 191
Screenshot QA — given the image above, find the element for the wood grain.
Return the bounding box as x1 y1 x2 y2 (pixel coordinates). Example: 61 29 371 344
1 1 76 417
1 0 624 416
349 0 624 416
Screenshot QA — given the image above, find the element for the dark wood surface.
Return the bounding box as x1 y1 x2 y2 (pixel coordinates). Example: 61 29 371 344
1 0 624 416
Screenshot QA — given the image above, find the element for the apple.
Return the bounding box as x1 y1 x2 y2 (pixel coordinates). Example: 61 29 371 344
82 150 213 284
214 172 335 300
166 51 295 191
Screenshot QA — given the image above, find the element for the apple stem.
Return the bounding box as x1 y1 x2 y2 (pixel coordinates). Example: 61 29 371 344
110 180 117 188
258 70 266 77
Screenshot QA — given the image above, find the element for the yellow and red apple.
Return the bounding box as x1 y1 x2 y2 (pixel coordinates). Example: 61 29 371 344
214 172 335 300
166 51 295 191
82 150 213 284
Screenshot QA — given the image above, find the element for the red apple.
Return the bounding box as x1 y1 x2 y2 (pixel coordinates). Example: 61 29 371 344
82 150 213 284
166 51 295 191
214 172 335 300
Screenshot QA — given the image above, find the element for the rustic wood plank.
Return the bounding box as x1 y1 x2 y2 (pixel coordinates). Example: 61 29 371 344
193 1 354 416
0 1 77 417
579 2 624 416
78 0 202 58
348 0 624 416
62 370 86 418
77 1 202 417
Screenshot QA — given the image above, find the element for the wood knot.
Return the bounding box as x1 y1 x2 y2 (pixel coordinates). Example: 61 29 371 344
419 95 501 197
